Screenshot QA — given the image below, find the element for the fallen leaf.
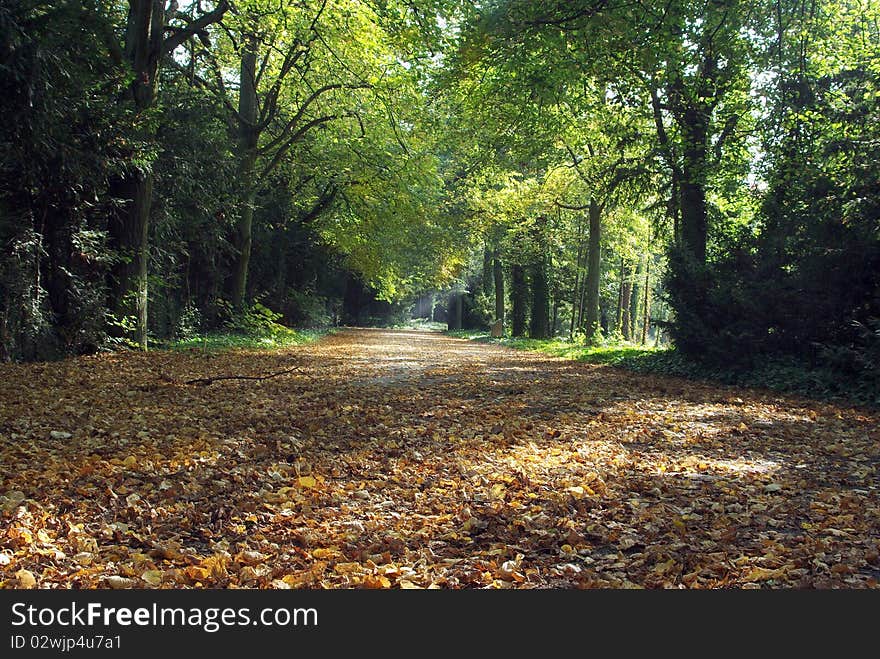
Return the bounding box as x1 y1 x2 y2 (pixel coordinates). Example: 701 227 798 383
141 570 163 586
16 569 36 589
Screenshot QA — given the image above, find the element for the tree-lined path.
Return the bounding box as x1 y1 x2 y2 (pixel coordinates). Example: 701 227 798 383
2 330 877 588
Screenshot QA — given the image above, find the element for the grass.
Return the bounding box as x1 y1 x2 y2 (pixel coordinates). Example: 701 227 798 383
445 330 657 364
164 327 329 354
447 329 879 408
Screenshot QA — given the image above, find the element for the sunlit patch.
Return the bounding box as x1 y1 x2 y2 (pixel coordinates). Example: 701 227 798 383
710 458 780 475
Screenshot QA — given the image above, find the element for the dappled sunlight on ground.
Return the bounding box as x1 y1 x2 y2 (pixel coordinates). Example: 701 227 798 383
0 329 877 589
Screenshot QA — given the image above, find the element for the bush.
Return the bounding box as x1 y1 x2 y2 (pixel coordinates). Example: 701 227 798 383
175 303 203 340
216 299 288 337
281 289 331 328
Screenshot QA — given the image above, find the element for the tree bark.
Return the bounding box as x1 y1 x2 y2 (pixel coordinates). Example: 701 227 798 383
231 33 260 309
107 1 228 348
448 292 462 330
482 246 494 298
511 263 528 338
583 198 602 340
630 257 643 341
619 259 632 341
569 238 584 338
493 249 504 329
108 172 152 347
107 0 163 349
551 296 559 336
641 257 651 344
680 105 709 266
529 254 550 339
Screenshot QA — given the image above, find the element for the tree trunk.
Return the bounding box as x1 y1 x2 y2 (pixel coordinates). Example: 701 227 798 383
106 0 163 350
583 198 602 340
108 172 151 348
679 106 709 266
493 250 504 330
510 264 528 338
529 254 550 339
482 246 494 298
448 292 462 330
641 257 651 344
630 257 642 342
569 217 586 338
231 34 260 309
619 260 632 341
551 296 559 336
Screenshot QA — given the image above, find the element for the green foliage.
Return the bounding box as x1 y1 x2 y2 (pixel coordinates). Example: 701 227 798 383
167 328 326 354
218 301 285 337
666 0 880 387
0 1 127 360
175 304 203 341
281 289 333 328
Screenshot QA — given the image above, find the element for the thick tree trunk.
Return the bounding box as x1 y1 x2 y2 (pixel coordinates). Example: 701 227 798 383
108 172 151 348
493 250 504 329
529 254 550 339
106 0 163 350
583 198 602 340
448 292 462 330
510 263 528 338
231 35 260 309
680 107 709 266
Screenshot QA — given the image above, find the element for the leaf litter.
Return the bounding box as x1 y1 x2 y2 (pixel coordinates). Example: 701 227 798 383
0 329 877 589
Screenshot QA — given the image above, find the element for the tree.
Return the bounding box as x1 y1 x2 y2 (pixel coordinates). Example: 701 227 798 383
107 1 229 348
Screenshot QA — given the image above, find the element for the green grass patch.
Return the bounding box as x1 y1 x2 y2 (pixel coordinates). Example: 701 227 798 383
449 330 879 407
445 330 657 365
164 328 328 354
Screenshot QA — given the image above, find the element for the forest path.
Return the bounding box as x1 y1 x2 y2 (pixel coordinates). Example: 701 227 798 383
1 328 878 588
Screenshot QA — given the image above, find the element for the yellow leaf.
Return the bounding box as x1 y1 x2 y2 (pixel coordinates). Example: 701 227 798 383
185 566 210 582
202 553 228 578
123 455 138 469
141 570 163 586
281 574 304 587
363 574 391 589
297 475 317 488
334 562 361 574
490 484 506 500
744 566 785 582
311 548 338 559
398 579 422 589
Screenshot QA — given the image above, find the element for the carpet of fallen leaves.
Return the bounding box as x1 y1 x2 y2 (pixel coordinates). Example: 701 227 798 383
1 329 878 589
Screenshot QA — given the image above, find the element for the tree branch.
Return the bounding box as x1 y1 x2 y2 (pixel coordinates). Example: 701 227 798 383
163 0 229 55
259 114 338 178
185 365 301 386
